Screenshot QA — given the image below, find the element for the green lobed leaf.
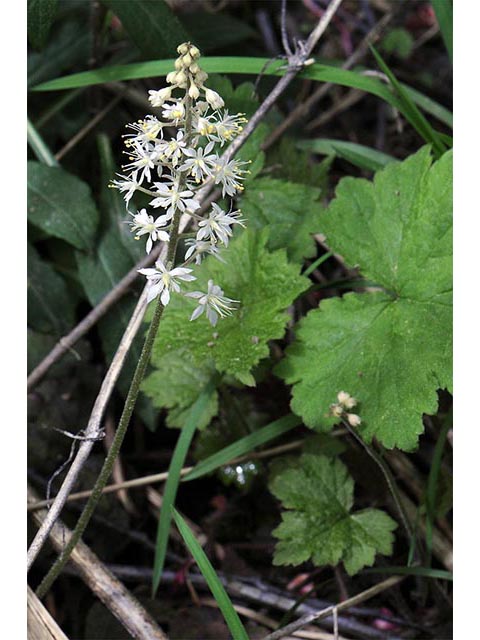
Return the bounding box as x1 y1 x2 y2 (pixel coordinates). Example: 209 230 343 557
276 147 452 450
27 0 59 50
102 0 190 60
141 349 218 429
270 454 397 575
266 137 332 190
149 228 309 387
27 243 75 335
240 178 324 264
28 161 99 250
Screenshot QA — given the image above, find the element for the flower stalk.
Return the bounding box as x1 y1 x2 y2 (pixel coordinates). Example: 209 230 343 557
36 42 248 597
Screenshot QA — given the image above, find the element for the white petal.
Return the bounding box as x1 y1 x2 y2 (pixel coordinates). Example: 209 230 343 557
190 305 205 321
147 283 161 303
160 288 170 306
146 236 153 254
157 231 170 242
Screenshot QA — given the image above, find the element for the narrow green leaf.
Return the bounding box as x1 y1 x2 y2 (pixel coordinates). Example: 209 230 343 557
370 46 447 157
28 161 99 249
27 0 58 50
431 0 453 61
152 379 217 595
425 420 450 565
173 509 249 640
102 0 190 59
365 566 453 581
30 57 451 126
303 252 333 277
403 85 452 129
27 118 58 167
298 139 396 172
184 414 301 482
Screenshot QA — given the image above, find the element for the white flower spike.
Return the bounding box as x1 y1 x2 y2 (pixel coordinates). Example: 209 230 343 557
112 42 249 320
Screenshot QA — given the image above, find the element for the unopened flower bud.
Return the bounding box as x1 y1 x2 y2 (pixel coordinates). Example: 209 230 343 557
177 43 189 55
347 413 362 428
189 45 200 59
195 70 208 84
166 71 177 84
189 62 199 74
204 88 224 109
182 53 192 67
174 70 188 87
188 81 200 99
174 57 183 70
337 390 357 409
329 403 343 418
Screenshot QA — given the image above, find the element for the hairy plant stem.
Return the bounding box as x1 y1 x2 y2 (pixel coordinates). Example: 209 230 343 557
36 93 194 599
341 419 414 544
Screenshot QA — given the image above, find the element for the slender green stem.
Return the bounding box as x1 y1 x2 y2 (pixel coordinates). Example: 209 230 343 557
36 91 194 600
341 419 414 542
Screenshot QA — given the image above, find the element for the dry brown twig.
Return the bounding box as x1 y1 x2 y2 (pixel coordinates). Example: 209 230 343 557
261 576 403 640
27 485 168 640
27 0 345 575
27 586 69 640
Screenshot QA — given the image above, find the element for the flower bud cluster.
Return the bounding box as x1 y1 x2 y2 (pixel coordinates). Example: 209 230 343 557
110 43 248 326
329 391 362 427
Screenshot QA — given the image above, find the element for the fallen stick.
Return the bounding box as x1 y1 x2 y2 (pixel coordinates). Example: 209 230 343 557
28 485 168 640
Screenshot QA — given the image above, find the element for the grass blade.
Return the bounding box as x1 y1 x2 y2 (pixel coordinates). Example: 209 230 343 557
431 0 453 61
403 84 452 129
31 55 452 131
27 118 58 167
184 414 301 482
425 420 451 565
298 138 396 171
152 378 217 595
173 509 250 640
370 46 447 157
303 252 333 277
365 566 453 581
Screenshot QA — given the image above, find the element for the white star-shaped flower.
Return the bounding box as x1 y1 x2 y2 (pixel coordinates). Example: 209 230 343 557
185 279 237 326
138 259 196 305
128 208 170 254
197 203 245 246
